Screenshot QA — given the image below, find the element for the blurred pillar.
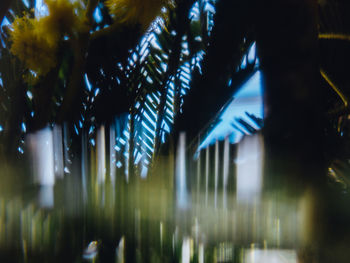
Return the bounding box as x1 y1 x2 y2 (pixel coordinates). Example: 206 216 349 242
27 127 55 208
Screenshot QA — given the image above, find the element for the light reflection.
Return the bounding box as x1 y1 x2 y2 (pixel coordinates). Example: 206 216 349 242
83 241 99 260
34 0 49 17
116 236 125 263
181 237 192 263
244 249 297 263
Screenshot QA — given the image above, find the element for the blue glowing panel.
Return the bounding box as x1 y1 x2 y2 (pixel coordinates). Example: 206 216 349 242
199 70 263 150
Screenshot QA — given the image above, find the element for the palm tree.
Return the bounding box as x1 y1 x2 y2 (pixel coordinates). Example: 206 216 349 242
0 0 348 184
2 0 350 260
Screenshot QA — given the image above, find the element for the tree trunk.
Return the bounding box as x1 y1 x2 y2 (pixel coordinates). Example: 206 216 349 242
256 0 325 192
255 0 327 253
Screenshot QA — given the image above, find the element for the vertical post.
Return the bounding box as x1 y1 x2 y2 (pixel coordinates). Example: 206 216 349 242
205 147 209 206
27 127 55 208
176 132 189 209
97 125 106 184
223 137 230 208
214 140 219 208
81 132 88 203
110 123 116 184
53 125 64 178
196 138 201 202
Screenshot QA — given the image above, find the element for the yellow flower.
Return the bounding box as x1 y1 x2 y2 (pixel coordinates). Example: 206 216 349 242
10 16 58 77
9 0 85 78
105 0 174 30
41 0 85 41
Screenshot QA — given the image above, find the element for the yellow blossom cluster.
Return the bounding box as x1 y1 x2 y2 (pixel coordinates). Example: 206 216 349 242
10 0 83 78
10 16 57 76
105 0 173 30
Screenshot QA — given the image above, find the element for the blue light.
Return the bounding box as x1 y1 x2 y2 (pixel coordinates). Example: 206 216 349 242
150 37 162 50
21 122 26 133
22 0 30 8
143 111 157 128
94 88 100 97
74 125 79 135
240 43 257 69
1 17 10 28
93 7 103 23
248 42 256 64
27 91 33 100
116 161 122 168
141 120 156 136
189 2 200 20
18 147 24 154
35 0 48 17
